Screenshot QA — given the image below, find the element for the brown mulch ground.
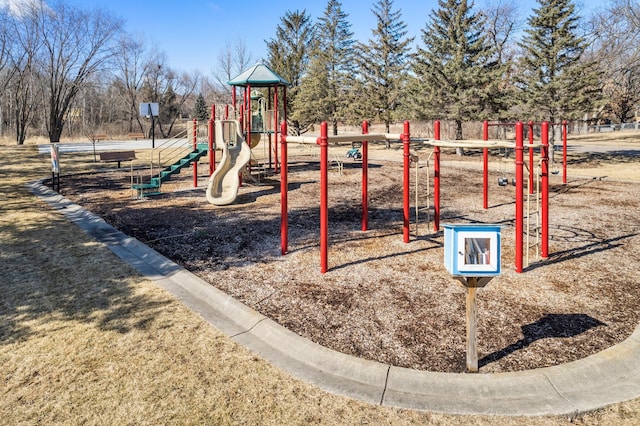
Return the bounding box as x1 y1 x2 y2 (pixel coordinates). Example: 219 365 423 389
58 146 640 374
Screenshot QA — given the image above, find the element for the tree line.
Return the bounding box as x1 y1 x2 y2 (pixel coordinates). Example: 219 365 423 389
1 0 639 145
269 0 638 138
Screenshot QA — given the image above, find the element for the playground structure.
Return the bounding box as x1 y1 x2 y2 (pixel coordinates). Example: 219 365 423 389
279 119 562 274
132 63 289 200
148 115 563 274
134 113 563 274
130 63 568 276
205 63 290 204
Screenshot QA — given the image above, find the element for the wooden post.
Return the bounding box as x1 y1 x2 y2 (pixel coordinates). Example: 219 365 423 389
466 284 478 373
456 276 493 373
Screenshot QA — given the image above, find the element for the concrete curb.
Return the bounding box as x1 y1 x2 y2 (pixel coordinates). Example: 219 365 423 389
28 180 640 416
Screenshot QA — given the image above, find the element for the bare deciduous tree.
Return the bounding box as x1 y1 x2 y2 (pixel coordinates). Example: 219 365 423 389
587 0 640 123
32 0 123 142
481 0 521 129
4 2 42 144
212 38 253 101
140 58 201 137
113 33 162 134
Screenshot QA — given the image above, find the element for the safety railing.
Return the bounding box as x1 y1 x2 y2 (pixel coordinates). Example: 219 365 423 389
148 121 210 184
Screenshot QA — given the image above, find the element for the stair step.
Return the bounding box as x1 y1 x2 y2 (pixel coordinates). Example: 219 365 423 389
132 183 160 190
133 147 209 196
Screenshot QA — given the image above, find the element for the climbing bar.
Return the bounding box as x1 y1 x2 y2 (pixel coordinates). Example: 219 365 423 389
283 133 544 150
427 140 517 149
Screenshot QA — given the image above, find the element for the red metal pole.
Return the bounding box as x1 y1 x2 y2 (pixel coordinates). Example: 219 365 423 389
434 121 441 232
562 120 568 184
515 121 524 273
402 121 411 243
193 118 198 188
278 86 286 173
208 118 214 176
225 104 229 120
361 120 369 232
232 87 236 112
529 121 535 194
209 105 216 175
246 86 251 144
483 120 489 210
240 86 250 187
283 86 287 122
280 120 289 255
274 86 279 173
541 121 549 259
320 122 329 273
244 84 251 135
268 87 274 170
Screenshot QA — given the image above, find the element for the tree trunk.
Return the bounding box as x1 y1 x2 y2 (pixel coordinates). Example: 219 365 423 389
455 118 465 156
15 111 26 145
549 118 556 166
385 120 390 149
291 119 301 136
49 116 64 143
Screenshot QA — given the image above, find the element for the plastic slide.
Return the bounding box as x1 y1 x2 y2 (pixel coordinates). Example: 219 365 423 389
206 120 252 205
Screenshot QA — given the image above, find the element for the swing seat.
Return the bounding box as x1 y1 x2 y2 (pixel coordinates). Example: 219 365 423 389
346 148 362 160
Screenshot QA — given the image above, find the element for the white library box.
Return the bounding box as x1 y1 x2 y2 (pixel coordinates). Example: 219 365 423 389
444 224 501 277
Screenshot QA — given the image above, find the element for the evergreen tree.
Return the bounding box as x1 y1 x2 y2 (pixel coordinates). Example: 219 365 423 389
293 0 355 135
266 10 314 135
408 0 504 140
193 93 209 121
357 0 414 141
517 0 601 123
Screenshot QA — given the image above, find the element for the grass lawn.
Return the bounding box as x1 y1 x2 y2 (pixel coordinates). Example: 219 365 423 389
1 142 639 425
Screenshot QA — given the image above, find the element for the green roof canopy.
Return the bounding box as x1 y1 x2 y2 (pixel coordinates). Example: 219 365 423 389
228 62 291 87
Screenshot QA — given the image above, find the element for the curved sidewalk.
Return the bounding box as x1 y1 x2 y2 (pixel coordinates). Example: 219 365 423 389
29 180 640 416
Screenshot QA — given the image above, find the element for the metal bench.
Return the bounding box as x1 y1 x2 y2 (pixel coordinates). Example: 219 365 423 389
99 151 137 168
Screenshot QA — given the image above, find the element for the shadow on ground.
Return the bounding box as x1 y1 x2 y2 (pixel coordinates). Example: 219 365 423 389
479 313 606 368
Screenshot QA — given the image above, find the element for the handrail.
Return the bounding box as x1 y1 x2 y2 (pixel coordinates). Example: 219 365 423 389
147 125 213 186
150 128 189 182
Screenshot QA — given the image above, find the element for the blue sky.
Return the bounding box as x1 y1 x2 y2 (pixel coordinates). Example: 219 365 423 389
53 0 596 76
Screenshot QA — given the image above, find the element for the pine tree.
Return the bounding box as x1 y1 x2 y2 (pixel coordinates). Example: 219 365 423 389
266 10 314 135
357 0 414 140
193 93 209 121
293 0 355 135
409 0 504 140
517 0 601 123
